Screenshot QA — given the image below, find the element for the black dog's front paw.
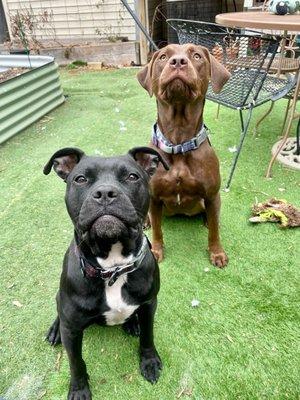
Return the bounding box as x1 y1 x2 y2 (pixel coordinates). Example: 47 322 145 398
46 316 61 346
140 349 162 384
68 382 91 400
122 314 140 337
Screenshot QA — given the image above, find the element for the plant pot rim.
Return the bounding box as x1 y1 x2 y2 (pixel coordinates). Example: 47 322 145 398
0 54 55 69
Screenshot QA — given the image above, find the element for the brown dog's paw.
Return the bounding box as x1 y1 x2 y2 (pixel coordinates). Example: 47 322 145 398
151 242 164 263
210 251 228 268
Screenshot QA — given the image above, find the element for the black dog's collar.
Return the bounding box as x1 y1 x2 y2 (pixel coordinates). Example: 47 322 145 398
74 233 149 287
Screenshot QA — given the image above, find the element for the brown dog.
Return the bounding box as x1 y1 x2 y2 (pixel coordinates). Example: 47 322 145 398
137 44 230 267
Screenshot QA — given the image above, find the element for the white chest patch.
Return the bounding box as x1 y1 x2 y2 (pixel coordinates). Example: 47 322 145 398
98 242 138 326
103 275 138 326
96 242 134 270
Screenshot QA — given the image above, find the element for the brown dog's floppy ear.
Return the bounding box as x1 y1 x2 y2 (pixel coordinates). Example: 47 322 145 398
137 50 160 97
201 46 231 94
128 146 169 177
43 147 85 181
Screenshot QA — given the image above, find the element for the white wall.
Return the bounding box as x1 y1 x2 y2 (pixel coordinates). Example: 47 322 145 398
3 0 137 41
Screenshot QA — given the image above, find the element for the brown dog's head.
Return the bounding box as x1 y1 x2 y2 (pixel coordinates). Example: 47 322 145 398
137 44 230 103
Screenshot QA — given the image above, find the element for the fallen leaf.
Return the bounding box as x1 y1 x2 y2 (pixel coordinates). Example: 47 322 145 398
177 387 193 398
7 283 16 289
55 350 63 371
226 334 234 343
37 390 47 399
121 373 133 382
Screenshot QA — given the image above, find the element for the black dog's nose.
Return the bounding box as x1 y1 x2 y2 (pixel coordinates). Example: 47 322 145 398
169 55 188 69
93 186 118 203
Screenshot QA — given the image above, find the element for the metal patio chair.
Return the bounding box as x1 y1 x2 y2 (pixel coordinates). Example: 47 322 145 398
167 19 296 189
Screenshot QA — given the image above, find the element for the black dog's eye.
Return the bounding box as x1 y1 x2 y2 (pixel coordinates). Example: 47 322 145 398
194 53 201 60
74 175 87 184
127 173 139 182
160 54 167 61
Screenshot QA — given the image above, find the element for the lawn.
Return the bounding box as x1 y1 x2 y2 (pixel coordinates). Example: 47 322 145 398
0 67 299 400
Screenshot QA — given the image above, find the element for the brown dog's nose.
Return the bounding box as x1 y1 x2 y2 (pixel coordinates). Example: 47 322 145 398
169 55 188 69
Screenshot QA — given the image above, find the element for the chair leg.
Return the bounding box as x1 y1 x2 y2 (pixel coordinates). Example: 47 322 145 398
225 107 253 190
239 109 244 132
253 101 274 137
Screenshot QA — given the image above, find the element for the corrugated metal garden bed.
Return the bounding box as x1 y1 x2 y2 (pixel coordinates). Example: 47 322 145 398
0 55 65 144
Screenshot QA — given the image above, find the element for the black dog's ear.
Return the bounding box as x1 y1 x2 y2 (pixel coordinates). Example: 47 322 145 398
43 147 85 181
128 146 169 177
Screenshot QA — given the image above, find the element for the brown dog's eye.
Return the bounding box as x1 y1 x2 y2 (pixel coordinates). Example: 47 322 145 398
194 53 201 60
160 54 167 61
127 173 139 182
74 175 87 184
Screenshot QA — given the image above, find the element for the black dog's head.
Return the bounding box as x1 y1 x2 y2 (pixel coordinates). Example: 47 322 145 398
44 147 168 252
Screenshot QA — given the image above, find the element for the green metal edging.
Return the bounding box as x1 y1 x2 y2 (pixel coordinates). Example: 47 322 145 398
0 55 65 144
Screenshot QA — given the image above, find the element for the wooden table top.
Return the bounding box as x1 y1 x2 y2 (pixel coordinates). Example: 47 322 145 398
216 11 300 32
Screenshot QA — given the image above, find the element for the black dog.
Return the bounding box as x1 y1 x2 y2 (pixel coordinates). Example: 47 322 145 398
44 146 169 400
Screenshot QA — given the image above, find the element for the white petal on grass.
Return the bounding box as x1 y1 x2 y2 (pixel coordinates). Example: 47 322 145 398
228 145 238 153
191 299 200 307
12 300 23 308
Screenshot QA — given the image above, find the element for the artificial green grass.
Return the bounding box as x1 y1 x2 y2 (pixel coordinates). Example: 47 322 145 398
0 67 299 400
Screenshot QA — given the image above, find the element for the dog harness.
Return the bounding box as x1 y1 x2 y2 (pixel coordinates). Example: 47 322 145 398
75 234 150 287
152 122 209 154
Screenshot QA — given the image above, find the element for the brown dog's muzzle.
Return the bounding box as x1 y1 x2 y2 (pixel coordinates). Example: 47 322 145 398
159 56 199 102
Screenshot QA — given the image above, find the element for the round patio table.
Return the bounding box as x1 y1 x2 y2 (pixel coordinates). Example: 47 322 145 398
215 11 300 31
215 11 300 175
